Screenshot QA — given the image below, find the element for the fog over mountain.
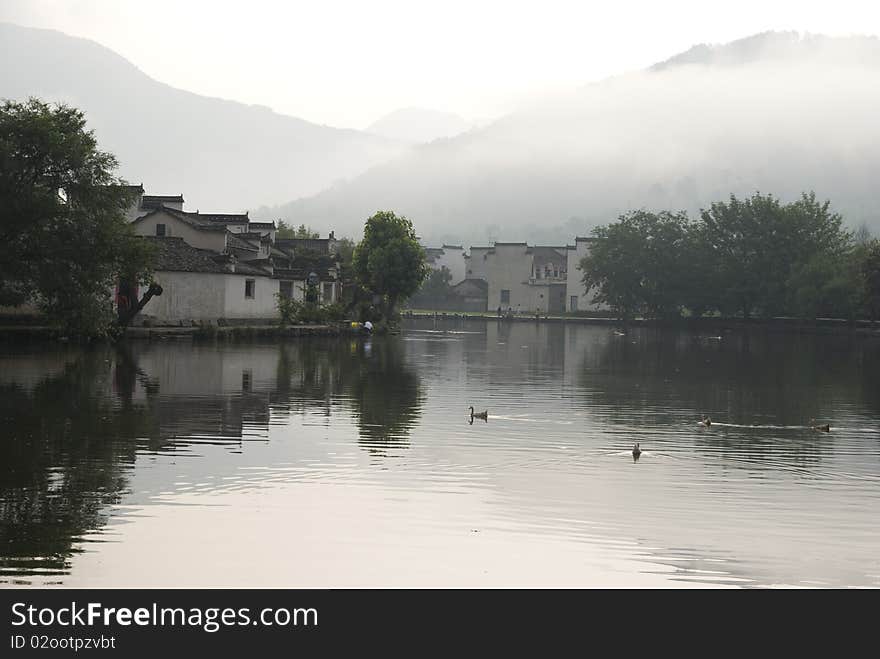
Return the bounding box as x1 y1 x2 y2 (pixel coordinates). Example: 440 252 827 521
366 107 477 144
0 22 409 212
264 32 880 245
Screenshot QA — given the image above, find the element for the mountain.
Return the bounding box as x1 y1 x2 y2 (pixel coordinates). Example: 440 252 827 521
0 22 410 212
263 32 880 245
366 107 476 144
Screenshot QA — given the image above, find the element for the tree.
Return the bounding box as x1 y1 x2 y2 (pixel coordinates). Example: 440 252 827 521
422 267 453 297
352 211 428 320
579 210 692 320
276 221 320 239
859 239 880 322
697 192 851 318
0 98 155 336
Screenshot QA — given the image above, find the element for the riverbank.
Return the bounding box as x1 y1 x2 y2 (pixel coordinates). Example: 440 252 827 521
403 310 880 336
0 322 370 343
1 313 877 343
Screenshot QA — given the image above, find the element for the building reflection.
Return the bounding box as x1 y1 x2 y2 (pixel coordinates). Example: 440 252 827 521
0 338 423 579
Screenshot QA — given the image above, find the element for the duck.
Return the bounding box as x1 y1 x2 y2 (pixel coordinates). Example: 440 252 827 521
698 415 712 427
810 419 831 432
469 406 488 421
632 442 641 458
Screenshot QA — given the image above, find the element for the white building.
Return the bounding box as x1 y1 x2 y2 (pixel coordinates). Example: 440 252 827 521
565 237 607 312
136 237 279 324
425 244 466 285
477 243 568 314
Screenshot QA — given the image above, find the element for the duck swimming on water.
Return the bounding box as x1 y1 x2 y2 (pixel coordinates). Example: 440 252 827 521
469 406 488 422
698 416 712 427
810 419 831 432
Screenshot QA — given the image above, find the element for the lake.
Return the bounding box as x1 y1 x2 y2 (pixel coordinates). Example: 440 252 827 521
1 319 879 587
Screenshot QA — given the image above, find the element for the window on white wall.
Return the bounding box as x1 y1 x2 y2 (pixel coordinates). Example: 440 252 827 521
245 279 255 299
156 224 166 236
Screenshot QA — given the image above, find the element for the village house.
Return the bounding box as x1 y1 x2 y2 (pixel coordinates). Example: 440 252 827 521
479 243 568 314
424 244 466 285
426 238 606 314
121 190 339 325
134 237 278 324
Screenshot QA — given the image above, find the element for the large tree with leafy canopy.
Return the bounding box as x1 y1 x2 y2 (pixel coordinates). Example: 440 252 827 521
0 98 155 336
697 192 851 318
580 210 693 320
352 211 428 320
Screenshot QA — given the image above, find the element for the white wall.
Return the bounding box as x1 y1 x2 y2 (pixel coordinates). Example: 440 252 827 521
565 238 607 311
134 210 227 253
486 244 535 312
140 272 279 322
223 274 279 319
143 272 227 322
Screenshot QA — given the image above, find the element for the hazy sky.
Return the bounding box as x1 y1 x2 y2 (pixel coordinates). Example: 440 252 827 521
3 0 880 129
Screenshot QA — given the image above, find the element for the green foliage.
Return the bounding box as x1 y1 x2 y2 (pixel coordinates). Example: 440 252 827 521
580 210 692 320
0 98 154 337
423 266 453 295
276 221 319 239
583 192 866 322
408 266 458 310
697 192 851 318
859 240 880 321
276 293 345 325
352 211 428 319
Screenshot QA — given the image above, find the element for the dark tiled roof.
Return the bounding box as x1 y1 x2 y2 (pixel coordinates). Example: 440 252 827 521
237 231 271 243
270 246 293 260
452 278 488 294
187 211 249 224
141 194 184 210
146 237 230 273
248 221 276 229
233 261 272 277
146 238 272 277
442 244 463 250
275 237 334 255
227 233 259 252
274 266 337 281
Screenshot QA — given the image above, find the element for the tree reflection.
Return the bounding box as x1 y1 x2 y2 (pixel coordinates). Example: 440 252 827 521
272 338 424 452
349 338 423 452
0 349 150 578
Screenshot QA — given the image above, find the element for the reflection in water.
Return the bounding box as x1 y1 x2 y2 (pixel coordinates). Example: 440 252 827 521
271 338 423 451
1 322 879 587
0 350 143 577
0 338 423 580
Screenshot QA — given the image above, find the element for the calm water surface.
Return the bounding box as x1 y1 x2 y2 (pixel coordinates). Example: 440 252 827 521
1 319 879 587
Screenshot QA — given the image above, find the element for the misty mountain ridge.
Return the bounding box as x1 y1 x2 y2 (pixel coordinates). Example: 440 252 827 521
366 107 478 144
263 31 880 245
0 22 410 212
